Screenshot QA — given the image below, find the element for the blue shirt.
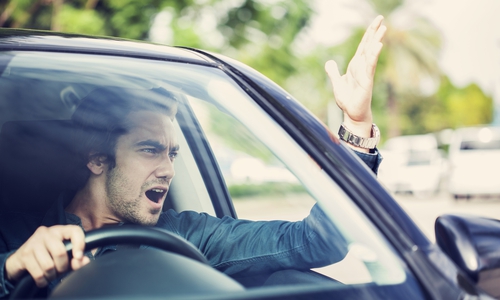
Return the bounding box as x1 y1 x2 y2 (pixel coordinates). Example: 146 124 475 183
0 150 381 298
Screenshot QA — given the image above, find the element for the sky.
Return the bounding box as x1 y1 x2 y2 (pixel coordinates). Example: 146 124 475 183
302 0 500 110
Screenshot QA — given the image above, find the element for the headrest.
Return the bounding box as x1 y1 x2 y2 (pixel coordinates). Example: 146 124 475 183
0 120 80 211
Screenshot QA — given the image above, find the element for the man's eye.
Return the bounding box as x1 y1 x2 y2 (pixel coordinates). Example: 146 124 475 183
169 152 178 159
142 148 158 154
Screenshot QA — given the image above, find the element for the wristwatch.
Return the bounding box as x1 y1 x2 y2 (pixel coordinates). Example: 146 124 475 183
338 123 380 149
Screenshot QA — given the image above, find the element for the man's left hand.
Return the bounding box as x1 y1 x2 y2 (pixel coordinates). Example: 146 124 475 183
325 15 386 152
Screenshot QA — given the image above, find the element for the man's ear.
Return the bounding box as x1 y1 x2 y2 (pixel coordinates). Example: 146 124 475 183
87 154 107 175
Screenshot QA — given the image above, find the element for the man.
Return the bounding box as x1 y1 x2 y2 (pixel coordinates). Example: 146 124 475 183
0 15 386 296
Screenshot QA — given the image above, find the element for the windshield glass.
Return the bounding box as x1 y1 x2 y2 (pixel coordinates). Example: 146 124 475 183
0 51 423 298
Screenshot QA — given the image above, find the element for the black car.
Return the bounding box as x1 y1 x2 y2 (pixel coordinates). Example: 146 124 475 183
0 29 499 299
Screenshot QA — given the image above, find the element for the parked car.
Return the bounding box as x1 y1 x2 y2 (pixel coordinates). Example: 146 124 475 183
0 29 499 299
448 126 500 200
378 134 446 197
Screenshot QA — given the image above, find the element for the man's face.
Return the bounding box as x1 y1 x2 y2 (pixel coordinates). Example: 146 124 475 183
103 110 178 226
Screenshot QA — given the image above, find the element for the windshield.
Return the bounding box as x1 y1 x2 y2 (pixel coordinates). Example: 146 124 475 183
0 50 424 298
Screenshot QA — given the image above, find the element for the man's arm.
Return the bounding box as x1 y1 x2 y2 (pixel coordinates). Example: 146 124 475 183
326 15 386 153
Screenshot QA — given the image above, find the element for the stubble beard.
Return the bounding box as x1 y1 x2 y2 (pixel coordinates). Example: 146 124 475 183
105 166 161 226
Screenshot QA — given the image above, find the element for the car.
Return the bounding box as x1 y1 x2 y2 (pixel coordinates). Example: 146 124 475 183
448 126 500 200
0 29 499 299
378 134 447 197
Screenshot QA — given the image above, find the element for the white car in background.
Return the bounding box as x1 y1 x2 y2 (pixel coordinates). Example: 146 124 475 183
378 134 447 197
448 126 500 200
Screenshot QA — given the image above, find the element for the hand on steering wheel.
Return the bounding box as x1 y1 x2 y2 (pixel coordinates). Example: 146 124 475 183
9 225 208 299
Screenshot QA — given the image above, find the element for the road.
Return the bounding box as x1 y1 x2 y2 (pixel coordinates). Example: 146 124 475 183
394 192 500 241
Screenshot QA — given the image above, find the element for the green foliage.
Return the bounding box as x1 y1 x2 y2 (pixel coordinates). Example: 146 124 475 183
223 0 312 87
206 103 275 163
228 182 306 198
399 92 446 135
369 0 403 16
58 4 105 35
1 0 311 88
437 77 493 128
1 0 494 140
397 76 493 135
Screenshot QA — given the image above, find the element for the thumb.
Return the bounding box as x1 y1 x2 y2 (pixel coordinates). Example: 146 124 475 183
325 60 341 86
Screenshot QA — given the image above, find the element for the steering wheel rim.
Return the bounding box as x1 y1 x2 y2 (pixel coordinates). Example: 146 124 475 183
9 225 208 299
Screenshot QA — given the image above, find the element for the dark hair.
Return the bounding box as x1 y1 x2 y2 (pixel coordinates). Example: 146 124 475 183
71 87 179 187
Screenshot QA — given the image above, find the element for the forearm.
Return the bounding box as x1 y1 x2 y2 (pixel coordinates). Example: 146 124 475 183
158 210 348 277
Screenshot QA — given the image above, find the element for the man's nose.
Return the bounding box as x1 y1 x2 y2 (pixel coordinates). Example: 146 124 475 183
155 156 175 180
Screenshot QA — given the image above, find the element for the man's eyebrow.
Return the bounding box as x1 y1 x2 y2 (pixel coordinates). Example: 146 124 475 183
135 140 180 152
135 140 167 151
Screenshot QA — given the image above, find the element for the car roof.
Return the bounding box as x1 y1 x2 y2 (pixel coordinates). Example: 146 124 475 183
0 28 214 65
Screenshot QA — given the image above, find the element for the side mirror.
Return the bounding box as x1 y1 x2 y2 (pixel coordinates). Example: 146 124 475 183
435 214 500 298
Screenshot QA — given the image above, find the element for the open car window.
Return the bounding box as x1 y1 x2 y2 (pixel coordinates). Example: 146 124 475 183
184 81 415 287
0 51 424 297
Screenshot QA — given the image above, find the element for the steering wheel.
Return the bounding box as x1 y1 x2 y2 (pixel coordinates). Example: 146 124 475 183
9 225 209 299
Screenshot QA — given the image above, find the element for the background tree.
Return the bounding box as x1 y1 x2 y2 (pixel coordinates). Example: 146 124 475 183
1 0 494 141
0 0 311 88
0 0 313 162
330 0 441 138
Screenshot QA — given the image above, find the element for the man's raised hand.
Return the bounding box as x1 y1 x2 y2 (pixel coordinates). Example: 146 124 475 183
325 15 386 150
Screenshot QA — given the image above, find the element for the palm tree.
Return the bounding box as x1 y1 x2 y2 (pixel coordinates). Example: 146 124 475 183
381 10 441 137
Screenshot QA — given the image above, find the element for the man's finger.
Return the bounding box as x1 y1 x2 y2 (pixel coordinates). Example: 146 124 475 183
52 225 86 261
23 255 49 288
44 234 70 274
71 255 90 271
366 42 384 77
33 247 57 282
356 15 384 57
325 60 342 85
374 24 387 43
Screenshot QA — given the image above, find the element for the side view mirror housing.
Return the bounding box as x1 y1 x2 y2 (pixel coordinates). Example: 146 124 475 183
435 214 500 298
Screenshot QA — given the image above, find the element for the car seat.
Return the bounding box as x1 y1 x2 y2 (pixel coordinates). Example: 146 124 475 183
0 120 81 212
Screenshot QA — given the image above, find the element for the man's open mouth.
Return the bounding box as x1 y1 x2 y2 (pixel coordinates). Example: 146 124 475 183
145 188 167 203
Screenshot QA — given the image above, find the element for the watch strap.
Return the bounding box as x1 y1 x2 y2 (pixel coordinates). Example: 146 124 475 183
338 124 380 149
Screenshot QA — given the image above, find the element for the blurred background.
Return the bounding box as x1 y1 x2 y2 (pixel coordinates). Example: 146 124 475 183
2 0 499 238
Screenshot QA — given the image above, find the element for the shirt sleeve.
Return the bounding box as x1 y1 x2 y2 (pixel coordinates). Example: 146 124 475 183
0 251 15 299
154 146 382 277
156 205 348 277
353 148 383 174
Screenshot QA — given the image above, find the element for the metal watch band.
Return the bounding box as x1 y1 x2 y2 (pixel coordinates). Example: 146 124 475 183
338 123 380 149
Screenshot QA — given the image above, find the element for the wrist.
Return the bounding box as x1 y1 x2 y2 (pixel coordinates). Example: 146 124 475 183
342 118 372 135
338 123 380 153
